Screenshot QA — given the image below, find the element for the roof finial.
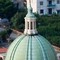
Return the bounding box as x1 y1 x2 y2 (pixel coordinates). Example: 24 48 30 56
29 0 31 5
24 0 38 35
27 0 32 13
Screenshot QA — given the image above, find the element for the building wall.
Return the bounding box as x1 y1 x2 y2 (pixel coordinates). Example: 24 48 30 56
11 0 24 9
30 0 60 15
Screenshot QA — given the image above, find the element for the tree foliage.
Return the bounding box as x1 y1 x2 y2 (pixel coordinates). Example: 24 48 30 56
0 0 17 19
35 14 60 47
0 30 7 42
11 9 27 30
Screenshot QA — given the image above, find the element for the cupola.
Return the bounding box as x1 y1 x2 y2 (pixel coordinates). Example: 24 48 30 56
24 0 38 35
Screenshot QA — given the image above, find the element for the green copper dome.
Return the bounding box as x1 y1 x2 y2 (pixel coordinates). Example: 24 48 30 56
5 34 57 60
5 0 57 60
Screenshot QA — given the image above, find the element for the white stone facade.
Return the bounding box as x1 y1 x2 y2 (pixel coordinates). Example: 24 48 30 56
27 0 60 15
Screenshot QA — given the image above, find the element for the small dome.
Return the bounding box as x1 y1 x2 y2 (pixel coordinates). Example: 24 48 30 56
25 12 36 19
25 2 36 19
5 34 57 60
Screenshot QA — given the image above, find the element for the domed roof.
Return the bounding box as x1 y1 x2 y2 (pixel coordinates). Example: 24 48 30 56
5 0 57 60
5 34 57 60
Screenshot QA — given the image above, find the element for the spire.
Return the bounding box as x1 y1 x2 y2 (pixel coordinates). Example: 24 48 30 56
27 0 32 13
24 0 38 35
25 0 35 18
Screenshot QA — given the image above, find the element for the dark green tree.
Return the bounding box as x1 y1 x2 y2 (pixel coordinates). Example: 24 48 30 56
35 14 60 47
0 30 7 42
0 0 17 19
11 9 26 30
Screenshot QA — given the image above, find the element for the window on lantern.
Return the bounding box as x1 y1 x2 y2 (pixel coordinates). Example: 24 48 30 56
34 22 36 29
31 22 32 29
28 22 29 29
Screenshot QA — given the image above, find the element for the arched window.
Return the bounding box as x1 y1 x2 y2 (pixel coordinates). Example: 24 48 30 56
34 22 35 29
31 22 32 29
28 22 29 29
